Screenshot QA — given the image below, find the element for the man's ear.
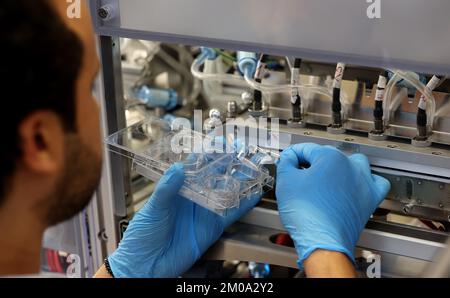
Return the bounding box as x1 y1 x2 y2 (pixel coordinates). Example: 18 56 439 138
18 111 65 174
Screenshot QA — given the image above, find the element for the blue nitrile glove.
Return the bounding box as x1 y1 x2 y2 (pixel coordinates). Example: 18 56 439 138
276 143 390 269
108 163 261 277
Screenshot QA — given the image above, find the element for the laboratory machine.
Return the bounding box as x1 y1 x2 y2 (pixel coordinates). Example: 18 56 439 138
43 0 450 277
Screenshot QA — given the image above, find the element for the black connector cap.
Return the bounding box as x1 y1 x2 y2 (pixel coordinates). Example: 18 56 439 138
416 108 427 137
291 95 301 121
332 88 341 113
253 78 263 111
373 100 383 120
417 108 427 127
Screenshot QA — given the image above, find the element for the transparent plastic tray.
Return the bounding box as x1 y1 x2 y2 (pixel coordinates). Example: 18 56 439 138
105 118 278 216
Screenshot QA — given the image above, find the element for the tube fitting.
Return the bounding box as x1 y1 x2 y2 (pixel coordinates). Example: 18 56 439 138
237 51 257 77
200 47 218 61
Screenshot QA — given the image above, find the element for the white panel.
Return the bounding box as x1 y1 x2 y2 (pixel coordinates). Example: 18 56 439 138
95 0 450 74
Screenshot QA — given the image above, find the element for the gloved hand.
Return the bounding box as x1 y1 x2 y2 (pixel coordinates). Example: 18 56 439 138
108 163 260 277
276 143 390 268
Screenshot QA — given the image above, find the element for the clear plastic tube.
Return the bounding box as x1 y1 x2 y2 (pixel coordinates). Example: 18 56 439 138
191 55 334 100
384 70 436 128
383 72 400 123
243 68 333 99
191 56 243 83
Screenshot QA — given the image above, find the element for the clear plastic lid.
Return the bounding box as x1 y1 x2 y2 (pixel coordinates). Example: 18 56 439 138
105 118 278 216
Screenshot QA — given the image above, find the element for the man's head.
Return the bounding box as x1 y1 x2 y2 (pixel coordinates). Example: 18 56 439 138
0 0 102 227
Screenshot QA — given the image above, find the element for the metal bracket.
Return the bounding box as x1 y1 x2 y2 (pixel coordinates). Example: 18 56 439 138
203 223 299 269
236 207 449 262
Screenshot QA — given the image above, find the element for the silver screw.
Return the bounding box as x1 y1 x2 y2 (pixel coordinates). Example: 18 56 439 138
438 203 444 209
439 184 445 190
417 181 422 185
395 177 401 182
241 91 253 105
209 108 221 119
304 131 312 136
98 5 115 21
98 7 109 19
227 101 237 118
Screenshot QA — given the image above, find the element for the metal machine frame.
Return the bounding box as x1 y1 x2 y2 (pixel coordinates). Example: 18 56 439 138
90 0 450 277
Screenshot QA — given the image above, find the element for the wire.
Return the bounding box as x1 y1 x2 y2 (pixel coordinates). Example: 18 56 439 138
213 49 236 63
384 70 437 128
191 56 243 82
46 249 55 273
53 250 63 273
243 68 333 98
156 49 193 83
191 50 334 101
